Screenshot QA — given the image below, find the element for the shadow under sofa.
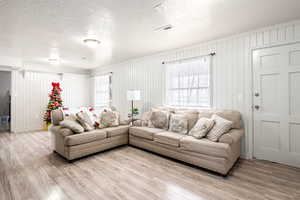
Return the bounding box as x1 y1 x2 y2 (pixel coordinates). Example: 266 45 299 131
50 109 244 175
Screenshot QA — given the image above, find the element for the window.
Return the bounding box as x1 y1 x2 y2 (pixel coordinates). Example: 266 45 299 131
165 56 211 107
94 74 111 107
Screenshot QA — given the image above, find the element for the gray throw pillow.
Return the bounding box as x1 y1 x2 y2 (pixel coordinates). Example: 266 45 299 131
60 120 84 133
189 117 215 139
168 114 188 134
148 110 170 130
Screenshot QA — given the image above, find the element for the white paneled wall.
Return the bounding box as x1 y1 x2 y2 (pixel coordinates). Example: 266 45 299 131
11 71 91 133
93 20 300 158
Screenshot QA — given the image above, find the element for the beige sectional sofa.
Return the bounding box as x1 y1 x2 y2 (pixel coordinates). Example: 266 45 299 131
50 108 244 175
129 108 244 175
50 110 129 160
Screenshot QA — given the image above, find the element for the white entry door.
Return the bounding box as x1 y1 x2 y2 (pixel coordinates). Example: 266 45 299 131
253 42 300 168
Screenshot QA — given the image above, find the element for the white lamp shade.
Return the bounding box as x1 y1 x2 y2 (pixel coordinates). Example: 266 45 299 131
127 90 141 101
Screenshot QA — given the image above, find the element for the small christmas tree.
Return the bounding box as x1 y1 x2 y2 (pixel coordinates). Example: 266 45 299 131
44 82 63 124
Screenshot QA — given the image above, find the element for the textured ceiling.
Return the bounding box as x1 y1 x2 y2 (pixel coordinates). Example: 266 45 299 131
1 0 300 69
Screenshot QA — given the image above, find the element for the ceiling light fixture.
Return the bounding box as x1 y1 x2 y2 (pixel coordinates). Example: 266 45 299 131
48 58 60 65
83 39 101 47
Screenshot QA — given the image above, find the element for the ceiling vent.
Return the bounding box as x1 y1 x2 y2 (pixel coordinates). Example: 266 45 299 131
153 2 165 12
154 24 173 32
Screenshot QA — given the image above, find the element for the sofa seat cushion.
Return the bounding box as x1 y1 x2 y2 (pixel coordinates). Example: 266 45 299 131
130 127 164 140
64 130 107 146
154 131 185 147
180 136 230 158
105 125 129 137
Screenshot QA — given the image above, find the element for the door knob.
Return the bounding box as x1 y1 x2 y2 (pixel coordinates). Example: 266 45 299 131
254 105 260 110
254 92 259 97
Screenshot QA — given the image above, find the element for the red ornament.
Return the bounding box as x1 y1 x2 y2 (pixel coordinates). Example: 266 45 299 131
94 122 100 127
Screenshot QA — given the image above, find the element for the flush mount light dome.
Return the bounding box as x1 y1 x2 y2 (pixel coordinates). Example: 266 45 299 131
48 58 60 65
83 39 101 46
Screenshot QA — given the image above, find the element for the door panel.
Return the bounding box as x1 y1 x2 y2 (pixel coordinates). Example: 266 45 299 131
289 72 300 116
261 120 280 151
289 123 300 154
260 74 280 113
289 50 300 65
253 42 300 168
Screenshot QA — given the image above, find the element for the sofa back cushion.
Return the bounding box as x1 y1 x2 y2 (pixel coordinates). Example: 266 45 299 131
198 110 241 129
145 106 241 130
174 110 199 132
51 109 64 125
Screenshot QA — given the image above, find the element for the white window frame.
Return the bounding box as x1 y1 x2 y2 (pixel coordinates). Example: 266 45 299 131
94 74 112 108
165 56 212 108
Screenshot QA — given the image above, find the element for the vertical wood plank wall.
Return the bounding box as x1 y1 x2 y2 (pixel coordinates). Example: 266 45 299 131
10 72 91 133
93 20 300 158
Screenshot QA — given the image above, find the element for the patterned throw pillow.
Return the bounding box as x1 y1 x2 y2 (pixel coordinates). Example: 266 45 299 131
206 114 233 142
60 120 84 133
100 110 120 128
148 110 170 130
76 112 95 131
189 117 215 139
168 114 188 134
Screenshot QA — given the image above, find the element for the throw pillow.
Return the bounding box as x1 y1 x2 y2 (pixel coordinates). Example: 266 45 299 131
189 117 215 139
175 110 199 131
64 113 78 121
100 110 120 128
140 111 152 127
76 112 95 131
133 119 142 127
206 114 233 142
168 114 188 134
60 120 84 133
120 119 131 125
148 110 170 130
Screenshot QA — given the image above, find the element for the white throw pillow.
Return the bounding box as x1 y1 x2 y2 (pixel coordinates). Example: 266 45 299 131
60 120 84 133
100 110 120 128
168 114 188 134
189 117 215 139
206 114 233 142
76 111 95 131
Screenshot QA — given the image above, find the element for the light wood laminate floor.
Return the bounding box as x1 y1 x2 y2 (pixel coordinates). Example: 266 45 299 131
0 131 300 200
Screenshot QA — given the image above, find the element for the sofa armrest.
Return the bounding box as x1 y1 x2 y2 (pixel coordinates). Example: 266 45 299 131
218 129 244 145
49 125 74 137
